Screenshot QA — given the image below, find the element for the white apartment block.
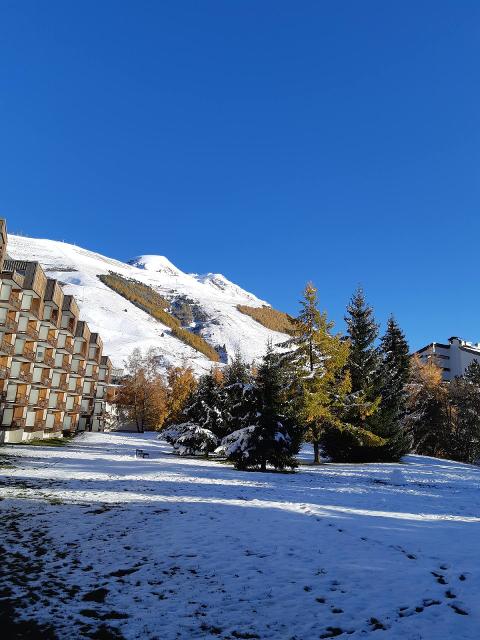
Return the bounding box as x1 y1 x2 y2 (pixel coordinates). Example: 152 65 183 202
415 337 480 381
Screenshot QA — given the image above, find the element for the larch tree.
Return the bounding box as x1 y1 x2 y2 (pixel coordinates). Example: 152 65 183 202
166 364 197 425
116 348 167 432
403 355 450 457
282 283 350 464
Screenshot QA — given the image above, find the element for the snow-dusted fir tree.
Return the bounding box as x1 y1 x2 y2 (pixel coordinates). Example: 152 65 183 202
281 283 350 464
222 350 257 435
218 343 300 471
183 367 226 438
372 315 412 460
343 287 381 430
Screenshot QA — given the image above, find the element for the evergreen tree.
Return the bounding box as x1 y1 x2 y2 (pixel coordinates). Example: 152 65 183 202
222 350 257 434
343 287 381 430
448 365 480 463
282 283 350 463
183 367 226 438
464 359 480 385
218 343 300 471
371 316 412 460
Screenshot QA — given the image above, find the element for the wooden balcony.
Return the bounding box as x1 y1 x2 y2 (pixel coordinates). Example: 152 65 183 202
71 365 86 377
0 340 14 356
32 375 52 388
0 317 18 333
15 370 33 384
33 397 49 409
37 353 55 368
8 293 22 311
18 347 36 362
9 418 26 428
12 394 29 407
19 325 39 341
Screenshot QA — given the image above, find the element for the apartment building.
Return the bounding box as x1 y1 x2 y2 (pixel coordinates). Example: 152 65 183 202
414 336 480 382
0 218 112 443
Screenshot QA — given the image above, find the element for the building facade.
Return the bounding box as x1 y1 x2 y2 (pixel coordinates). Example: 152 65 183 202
0 218 112 443
414 336 480 381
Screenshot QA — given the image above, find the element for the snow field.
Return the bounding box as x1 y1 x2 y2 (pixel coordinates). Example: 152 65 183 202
1 432 479 639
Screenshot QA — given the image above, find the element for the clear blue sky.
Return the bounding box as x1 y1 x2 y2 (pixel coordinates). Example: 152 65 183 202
1 1 479 350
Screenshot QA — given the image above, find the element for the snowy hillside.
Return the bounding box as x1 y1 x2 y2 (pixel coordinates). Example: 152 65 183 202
2 433 480 639
7 235 289 372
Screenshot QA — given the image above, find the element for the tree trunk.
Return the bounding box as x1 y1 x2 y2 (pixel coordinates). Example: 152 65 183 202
313 441 321 464
261 458 267 472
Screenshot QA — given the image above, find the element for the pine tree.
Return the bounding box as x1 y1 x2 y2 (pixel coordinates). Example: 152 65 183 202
343 287 381 429
372 315 412 460
282 283 350 463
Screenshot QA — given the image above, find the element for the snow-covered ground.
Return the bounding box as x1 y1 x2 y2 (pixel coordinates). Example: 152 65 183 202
1 433 479 639
7 235 288 373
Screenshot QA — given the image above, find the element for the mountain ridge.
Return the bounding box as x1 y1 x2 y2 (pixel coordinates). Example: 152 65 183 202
7 234 289 373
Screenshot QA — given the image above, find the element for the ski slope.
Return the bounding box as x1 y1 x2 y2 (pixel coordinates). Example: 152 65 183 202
7 235 288 373
1 432 479 639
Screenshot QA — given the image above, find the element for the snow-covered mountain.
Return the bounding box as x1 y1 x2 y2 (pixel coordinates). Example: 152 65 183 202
8 235 288 373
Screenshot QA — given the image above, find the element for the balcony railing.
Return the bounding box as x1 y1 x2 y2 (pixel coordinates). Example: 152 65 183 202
0 340 14 356
0 317 18 333
19 325 39 341
58 341 75 354
32 375 52 388
8 294 22 311
16 370 33 384
37 354 55 368
12 394 28 406
19 347 36 362
10 418 26 428
33 397 49 409
71 366 86 377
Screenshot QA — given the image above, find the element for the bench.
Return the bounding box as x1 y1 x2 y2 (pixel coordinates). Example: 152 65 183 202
135 448 150 459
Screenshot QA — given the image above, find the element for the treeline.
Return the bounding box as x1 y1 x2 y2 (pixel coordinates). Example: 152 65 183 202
99 272 220 362
116 284 480 470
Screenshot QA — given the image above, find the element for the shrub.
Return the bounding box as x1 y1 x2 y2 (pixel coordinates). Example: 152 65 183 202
237 305 294 334
99 272 220 361
321 424 387 463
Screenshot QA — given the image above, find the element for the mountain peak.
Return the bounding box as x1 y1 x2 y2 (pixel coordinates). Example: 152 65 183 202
128 255 182 276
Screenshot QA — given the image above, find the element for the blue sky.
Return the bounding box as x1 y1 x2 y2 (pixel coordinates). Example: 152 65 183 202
1 1 479 350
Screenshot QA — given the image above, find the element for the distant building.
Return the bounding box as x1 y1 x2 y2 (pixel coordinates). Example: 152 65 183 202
414 337 480 381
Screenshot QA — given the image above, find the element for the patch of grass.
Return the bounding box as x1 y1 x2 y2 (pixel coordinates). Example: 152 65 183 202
237 305 294 334
99 272 220 362
13 438 68 447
